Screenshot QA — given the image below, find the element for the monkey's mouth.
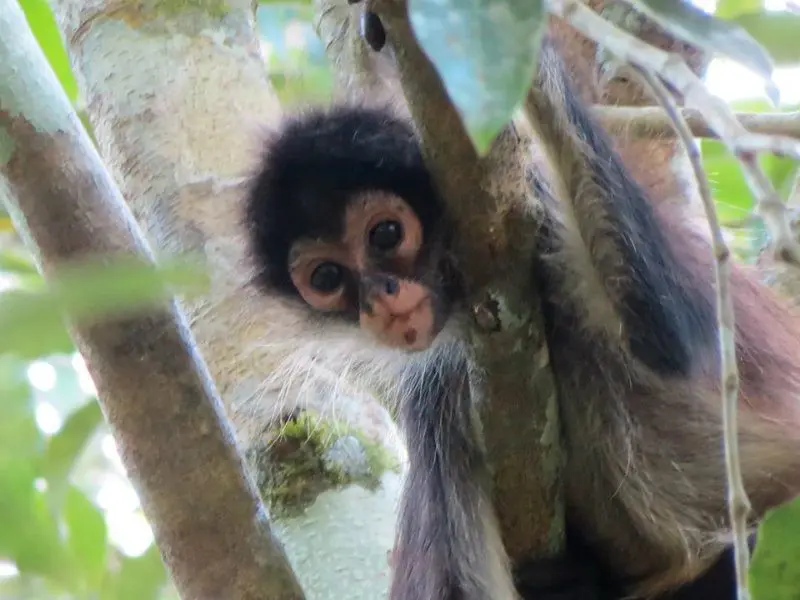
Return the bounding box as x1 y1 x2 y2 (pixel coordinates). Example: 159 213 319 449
382 296 438 352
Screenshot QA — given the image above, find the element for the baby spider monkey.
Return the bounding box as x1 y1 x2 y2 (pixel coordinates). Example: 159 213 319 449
244 26 800 600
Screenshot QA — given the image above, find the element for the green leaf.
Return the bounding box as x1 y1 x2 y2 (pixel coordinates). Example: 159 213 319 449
0 290 75 359
728 98 775 113
0 477 77 589
702 138 796 260
750 497 800 600
632 1 774 92
0 257 208 358
63 485 108 591
408 0 547 153
17 0 79 103
732 13 800 66
700 138 797 214
715 0 762 20
0 462 38 559
102 545 167 600
0 356 41 460
760 154 798 200
0 250 39 276
702 139 754 223
42 399 103 509
0 359 76 587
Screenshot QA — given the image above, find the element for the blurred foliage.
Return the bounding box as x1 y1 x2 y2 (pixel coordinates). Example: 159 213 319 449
3 0 800 598
0 241 198 598
751 500 800 600
714 0 762 19
17 0 78 103
715 0 800 64
639 0 775 93
732 12 800 65
0 256 208 358
256 3 335 104
700 99 800 262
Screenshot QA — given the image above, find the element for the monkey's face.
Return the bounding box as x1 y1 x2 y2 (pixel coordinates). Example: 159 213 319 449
288 192 453 352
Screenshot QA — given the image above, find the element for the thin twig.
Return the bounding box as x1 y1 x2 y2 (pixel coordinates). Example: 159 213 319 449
593 106 800 141
632 64 752 600
548 0 800 266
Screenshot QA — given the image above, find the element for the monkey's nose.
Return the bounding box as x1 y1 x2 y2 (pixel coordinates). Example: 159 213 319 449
384 276 399 295
360 273 399 301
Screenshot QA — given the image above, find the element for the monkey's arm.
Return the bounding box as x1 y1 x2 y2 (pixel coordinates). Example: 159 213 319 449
390 347 518 600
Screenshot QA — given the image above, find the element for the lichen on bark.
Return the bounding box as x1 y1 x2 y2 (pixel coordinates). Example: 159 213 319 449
248 410 401 518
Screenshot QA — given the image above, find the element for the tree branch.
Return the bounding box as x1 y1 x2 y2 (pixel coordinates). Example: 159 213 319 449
0 2 304 598
594 106 800 141
315 0 566 563
550 0 800 267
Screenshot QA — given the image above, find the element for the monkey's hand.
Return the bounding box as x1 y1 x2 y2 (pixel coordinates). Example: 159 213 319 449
513 555 611 600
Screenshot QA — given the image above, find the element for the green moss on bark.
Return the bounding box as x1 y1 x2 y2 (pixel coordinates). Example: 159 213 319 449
247 409 400 517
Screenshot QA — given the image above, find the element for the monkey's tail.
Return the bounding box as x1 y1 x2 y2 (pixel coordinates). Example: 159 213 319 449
389 345 518 600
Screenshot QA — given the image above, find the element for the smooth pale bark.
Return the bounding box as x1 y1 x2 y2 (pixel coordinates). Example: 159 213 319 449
49 0 403 597
0 2 304 598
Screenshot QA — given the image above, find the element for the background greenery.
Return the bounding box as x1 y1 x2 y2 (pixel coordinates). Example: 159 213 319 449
1 0 799 598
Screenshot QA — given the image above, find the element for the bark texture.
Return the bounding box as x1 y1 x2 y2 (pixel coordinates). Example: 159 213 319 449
315 0 566 561
50 0 404 597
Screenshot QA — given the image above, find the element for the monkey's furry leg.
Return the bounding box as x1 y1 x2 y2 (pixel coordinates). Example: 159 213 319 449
513 528 755 600
524 40 770 597
527 42 717 377
513 525 609 600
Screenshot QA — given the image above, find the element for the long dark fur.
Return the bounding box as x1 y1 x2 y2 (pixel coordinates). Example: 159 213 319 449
244 103 516 600
246 106 443 295
243 38 800 600
391 343 516 600
527 40 800 596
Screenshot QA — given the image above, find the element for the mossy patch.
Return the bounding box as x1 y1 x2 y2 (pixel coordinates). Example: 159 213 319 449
154 0 229 21
247 409 401 518
113 0 229 31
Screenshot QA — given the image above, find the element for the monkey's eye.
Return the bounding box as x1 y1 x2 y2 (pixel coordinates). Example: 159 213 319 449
369 220 404 252
310 262 345 293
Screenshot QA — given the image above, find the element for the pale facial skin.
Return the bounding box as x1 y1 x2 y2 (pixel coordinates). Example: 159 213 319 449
288 192 443 352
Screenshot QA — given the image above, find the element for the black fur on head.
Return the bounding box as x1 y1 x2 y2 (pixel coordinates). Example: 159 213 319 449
245 105 445 296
